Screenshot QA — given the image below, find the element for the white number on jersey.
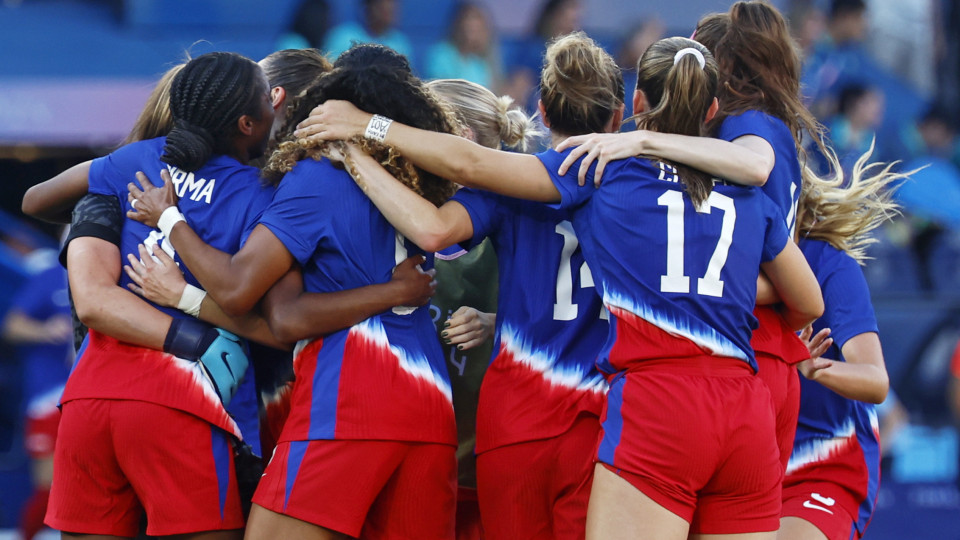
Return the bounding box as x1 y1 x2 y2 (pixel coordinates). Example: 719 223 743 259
657 190 737 298
393 232 417 315
553 221 608 321
142 229 177 263
786 181 798 238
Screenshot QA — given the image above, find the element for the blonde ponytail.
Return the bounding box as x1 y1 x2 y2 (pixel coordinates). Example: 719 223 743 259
798 140 915 264
427 78 541 151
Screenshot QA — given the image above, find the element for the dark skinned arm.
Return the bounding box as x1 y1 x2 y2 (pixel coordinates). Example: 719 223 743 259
22 161 92 224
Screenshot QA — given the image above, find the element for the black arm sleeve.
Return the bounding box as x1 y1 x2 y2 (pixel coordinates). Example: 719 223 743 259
59 193 123 352
58 193 123 268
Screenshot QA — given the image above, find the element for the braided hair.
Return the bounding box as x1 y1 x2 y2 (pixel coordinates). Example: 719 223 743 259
162 51 268 171
264 44 461 207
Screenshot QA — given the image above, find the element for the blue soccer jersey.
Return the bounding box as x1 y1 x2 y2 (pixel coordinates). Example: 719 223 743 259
63 136 273 442
451 188 608 452
718 110 801 236
787 239 881 534
537 148 790 374
257 157 456 446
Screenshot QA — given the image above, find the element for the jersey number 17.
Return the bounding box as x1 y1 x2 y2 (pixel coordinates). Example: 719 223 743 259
658 190 737 298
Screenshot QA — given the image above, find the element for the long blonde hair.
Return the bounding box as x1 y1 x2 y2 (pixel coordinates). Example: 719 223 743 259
798 142 913 263
426 79 540 151
123 63 185 145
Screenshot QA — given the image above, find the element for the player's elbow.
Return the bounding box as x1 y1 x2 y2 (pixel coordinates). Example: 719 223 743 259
865 370 890 404
415 229 456 253
783 300 824 331
217 293 257 318
21 186 44 218
73 295 106 330
266 309 305 344
749 162 771 187
450 150 485 189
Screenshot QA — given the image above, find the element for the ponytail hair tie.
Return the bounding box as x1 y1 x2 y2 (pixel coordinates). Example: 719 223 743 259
674 47 706 69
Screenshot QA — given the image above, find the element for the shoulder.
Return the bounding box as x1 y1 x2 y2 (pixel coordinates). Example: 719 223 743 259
276 158 351 198
719 110 790 139
95 137 162 167
799 238 857 278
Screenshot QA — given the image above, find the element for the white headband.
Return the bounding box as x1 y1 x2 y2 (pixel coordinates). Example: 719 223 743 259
674 48 706 69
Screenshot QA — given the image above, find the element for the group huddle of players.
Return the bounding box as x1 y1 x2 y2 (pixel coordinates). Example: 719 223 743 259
19 1 904 539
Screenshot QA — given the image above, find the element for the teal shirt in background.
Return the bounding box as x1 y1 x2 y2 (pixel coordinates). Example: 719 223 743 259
426 41 492 88
323 22 414 64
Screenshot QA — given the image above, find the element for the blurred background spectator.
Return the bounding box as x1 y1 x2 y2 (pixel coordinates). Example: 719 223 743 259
323 0 414 62
817 82 884 174
426 2 503 90
500 0 583 110
1 255 72 540
616 17 665 129
275 0 331 51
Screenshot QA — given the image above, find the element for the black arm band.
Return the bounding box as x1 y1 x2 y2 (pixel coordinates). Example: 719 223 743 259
164 318 217 361
59 193 124 268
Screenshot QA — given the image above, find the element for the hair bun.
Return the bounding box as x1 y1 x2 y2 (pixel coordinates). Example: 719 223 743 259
496 95 539 152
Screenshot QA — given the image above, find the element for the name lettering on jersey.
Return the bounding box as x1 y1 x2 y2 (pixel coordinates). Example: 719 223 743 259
657 162 680 183
168 165 216 204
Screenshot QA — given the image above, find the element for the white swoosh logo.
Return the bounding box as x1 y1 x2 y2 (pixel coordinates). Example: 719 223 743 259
803 500 835 514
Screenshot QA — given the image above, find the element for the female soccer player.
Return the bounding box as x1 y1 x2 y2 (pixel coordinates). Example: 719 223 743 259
127 44 463 540
554 1 824 473
47 51 276 540
312 52 617 539
781 155 905 540
297 35 824 539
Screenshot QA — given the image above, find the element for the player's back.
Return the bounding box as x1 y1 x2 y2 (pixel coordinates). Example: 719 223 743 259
718 110 800 234
88 136 273 318
67 136 272 440
258 157 456 446
451 187 608 451
542 149 791 374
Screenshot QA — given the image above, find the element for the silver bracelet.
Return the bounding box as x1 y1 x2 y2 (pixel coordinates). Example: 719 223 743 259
364 114 393 142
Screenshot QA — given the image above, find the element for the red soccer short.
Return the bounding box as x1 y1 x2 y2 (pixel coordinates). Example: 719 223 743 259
46 399 244 537
755 351 801 472
782 482 859 540
254 438 457 539
475 412 599 540
597 357 782 535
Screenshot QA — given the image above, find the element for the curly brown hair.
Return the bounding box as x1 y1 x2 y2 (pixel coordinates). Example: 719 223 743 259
262 45 461 207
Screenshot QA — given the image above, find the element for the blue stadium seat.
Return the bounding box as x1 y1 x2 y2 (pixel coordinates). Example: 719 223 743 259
862 228 925 294
928 230 960 293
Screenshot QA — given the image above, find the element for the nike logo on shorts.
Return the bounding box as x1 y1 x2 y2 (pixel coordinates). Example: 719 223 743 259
803 492 836 514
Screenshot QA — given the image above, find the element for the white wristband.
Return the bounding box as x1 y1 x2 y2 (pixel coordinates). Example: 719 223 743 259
177 284 207 317
158 206 186 239
364 114 393 142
